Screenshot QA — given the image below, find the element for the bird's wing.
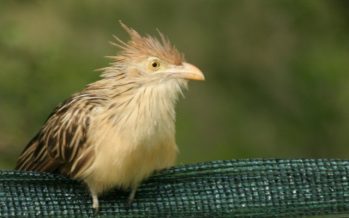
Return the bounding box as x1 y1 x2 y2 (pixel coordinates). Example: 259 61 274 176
16 94 102 178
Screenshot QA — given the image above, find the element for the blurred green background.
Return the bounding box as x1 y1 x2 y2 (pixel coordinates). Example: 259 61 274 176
1 0 349 169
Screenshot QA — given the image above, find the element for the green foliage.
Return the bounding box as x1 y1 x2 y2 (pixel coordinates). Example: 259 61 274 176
1 0 349 168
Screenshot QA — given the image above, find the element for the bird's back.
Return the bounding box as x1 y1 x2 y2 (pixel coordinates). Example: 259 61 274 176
15 92 104 177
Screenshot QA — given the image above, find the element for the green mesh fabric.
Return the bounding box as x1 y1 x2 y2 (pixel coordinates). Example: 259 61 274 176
1 159 349 217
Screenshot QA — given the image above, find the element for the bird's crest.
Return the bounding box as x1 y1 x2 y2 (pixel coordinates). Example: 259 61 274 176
110 21 184 65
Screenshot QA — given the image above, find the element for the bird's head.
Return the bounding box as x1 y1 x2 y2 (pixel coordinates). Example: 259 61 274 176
95 22 204 137
102 22 204 90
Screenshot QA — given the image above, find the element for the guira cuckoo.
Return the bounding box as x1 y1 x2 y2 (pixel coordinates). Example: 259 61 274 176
16 23 205 211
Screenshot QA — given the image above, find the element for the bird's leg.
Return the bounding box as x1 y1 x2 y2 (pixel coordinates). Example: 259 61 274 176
127 186 138 206
90 189 99 213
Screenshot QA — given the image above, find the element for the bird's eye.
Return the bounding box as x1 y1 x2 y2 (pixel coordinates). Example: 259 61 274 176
150 59 161 70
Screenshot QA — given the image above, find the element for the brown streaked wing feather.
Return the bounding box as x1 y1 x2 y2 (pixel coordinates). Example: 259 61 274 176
15 94 101 178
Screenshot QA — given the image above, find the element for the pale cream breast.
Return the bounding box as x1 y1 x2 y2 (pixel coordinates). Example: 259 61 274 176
83 107 178 194
81 80 183 195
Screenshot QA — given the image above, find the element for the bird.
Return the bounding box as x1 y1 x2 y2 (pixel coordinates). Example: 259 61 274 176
15 22 205 211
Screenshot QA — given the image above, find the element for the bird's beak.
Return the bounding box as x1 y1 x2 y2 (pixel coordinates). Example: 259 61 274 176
166 62 205 81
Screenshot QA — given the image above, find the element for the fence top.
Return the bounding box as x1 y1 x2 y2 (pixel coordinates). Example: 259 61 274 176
1 159 349 217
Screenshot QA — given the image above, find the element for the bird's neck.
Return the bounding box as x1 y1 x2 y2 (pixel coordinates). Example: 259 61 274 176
94 78 187 145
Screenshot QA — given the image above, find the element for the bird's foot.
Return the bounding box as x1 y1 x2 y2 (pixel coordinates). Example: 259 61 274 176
126 188 137 207
91 192 100 214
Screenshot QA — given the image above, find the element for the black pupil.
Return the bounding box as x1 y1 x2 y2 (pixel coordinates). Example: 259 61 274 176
152 62 158 68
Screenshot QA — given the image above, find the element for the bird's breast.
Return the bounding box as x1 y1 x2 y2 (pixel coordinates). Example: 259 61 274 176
81 99 178 194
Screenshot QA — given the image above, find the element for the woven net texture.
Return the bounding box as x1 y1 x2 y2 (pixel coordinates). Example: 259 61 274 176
1 159 349 217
